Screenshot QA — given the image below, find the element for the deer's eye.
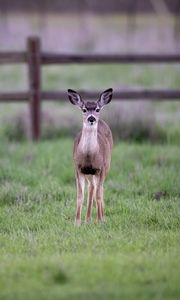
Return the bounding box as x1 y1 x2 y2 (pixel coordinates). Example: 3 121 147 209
96 108 100 112
82 108 87 113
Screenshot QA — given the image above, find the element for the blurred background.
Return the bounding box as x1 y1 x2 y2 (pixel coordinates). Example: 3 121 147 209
0 0 179 143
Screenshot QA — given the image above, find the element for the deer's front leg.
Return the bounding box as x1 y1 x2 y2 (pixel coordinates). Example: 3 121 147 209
75 171 85 226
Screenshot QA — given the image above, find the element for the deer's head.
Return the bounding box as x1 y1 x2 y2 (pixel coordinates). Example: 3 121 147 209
68 88 113 127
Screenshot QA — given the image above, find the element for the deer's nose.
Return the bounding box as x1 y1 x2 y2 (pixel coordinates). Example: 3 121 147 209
88 115 96 124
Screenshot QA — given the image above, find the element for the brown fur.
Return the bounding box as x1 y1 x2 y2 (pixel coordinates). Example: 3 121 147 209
74 119 113 176
73 119 113 225
68 88 113 225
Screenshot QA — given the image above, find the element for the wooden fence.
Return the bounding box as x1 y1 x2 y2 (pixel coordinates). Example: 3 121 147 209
0 36 180 141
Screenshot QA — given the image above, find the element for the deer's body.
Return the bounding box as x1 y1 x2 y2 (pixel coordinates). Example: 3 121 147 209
68 89 113 225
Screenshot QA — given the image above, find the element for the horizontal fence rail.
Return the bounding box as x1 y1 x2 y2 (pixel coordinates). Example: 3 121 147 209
0 92 28 102
1 52 180 65
0 36 180 141
0 52 26 64
41 53 180 65
42 89 180 101
1 89 180 103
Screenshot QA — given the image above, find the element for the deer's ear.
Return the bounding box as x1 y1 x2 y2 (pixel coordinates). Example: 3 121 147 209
67 89 83 107
98 88 113 108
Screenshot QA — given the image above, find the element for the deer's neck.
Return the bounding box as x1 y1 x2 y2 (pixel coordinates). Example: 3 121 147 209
79 124 98 154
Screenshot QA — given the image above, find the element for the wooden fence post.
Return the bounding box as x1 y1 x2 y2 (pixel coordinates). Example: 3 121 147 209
27 37 41 141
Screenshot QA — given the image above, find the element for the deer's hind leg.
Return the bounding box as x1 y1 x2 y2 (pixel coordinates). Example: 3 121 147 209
86 176 96 223
75 170 85 226
95 172 105 223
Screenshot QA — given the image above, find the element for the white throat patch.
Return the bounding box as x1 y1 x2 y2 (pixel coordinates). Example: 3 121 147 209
79 122 98 154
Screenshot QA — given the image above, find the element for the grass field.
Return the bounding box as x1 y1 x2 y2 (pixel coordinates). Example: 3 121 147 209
0 56 180 299
0 139 179 299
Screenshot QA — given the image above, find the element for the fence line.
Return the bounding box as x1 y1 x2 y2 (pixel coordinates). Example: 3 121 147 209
1 89 180 102
0 52 26 64
42 89 180 101
0 36 180 141
1 52 180 65
41 53 180 64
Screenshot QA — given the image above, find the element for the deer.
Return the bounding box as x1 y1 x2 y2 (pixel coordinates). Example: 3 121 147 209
67 88 113 226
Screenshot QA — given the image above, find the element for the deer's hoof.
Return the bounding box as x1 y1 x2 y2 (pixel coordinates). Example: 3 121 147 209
74 220 81 227
97 218 105 224
86 218 92 224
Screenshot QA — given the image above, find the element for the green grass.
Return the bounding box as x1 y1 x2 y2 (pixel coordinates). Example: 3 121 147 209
0 139 179 300
0 56 180 299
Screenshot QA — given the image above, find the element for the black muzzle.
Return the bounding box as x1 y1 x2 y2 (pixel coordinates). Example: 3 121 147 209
87 115 96 125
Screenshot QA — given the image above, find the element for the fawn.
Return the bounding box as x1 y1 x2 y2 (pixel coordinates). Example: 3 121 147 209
68 88 113 225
